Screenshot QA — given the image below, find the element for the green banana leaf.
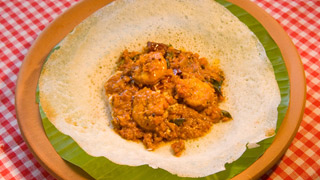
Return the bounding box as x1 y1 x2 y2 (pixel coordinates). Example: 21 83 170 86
37 0 290 179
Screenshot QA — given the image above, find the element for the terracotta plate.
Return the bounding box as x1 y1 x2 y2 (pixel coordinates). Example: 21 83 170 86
15 0 306 179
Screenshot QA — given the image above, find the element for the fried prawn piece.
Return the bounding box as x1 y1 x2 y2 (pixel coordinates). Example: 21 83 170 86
132 88 169 131
175 77 217 110
132 52 167 85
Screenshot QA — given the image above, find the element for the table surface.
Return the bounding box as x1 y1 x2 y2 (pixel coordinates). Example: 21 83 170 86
1 0 319 179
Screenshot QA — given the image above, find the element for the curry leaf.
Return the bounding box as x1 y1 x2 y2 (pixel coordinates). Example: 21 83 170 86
221 110 232 119
131 54 140 62
170 118 185 126
210 78 223 96
165 52 173 68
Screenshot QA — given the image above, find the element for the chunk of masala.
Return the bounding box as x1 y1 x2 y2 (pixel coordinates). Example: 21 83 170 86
105 42 232 156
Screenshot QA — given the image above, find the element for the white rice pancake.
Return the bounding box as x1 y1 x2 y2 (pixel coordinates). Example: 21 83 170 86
39 0 281 177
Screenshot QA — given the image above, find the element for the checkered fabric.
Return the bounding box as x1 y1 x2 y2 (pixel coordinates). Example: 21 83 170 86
255 1 320 179
0 0 319 179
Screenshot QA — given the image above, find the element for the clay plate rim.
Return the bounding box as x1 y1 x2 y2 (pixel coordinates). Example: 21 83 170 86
15 0 306 179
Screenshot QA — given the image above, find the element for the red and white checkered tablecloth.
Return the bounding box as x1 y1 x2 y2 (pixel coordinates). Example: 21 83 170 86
0 0 319 179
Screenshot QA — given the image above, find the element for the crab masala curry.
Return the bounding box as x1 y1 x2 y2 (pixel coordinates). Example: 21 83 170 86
105 42 232 156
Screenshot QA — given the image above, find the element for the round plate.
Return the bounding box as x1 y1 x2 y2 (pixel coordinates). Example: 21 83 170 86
15 0 306 179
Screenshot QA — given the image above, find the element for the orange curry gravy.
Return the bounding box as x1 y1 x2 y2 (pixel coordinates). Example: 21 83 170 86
105 42 232 156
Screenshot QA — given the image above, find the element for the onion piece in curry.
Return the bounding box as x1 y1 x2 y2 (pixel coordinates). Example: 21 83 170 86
104 42 232 156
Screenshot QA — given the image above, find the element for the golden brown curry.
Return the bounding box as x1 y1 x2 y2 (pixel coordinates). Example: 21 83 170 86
105 42 231 156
